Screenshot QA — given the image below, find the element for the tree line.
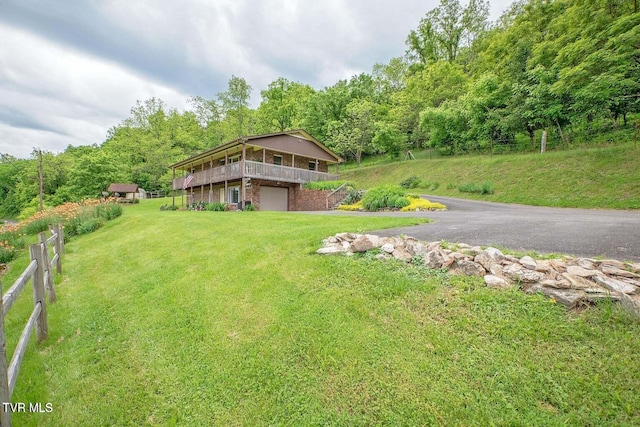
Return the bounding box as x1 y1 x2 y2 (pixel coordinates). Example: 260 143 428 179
1 0 638 218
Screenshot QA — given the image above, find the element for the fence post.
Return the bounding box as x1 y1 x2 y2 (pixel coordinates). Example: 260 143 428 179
0 285 12 427
53 225 63 274
29 245 48 343
38 233 57 304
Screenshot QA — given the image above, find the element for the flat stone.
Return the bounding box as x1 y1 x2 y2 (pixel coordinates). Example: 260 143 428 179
380 243 395 254
484 247 505 261
392 247 413 262
549 259 567 273
593 275 638 295
566 265 598 278
335 232 359 242
561 273 599 290
454 259 486 276
519 256 537 270
574 258 598 270
527 284 586 309
407 241 429 257
375 253 390 261
474 252 497 271
351 235 381 253
424 250 444 269
317 245 345 255
600 263 640 279
484 274 511 289
504 263 546 283
489 264 504 276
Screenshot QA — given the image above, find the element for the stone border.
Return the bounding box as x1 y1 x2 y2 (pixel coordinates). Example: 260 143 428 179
317 233 640 315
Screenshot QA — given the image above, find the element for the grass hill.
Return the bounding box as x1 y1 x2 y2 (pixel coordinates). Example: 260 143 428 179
5 199 640 425
339 143 640 210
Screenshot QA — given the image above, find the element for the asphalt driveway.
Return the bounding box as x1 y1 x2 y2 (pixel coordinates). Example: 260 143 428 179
309 195 640 261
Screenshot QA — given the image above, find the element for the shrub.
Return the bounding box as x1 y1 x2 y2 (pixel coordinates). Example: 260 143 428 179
343 189 364 205
400 176 422 189
96 204 123 221
21 216 55 235
244 204 256 211
160 204 178 211
75 217 104 235
361 185 408 211
458 182 495 195
206 202 227 212
430 182 440 191
400 196 447 211
337 200 363 211
394 196 411 209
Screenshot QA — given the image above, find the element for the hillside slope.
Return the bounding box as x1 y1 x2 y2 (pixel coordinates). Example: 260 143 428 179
339 144 640 209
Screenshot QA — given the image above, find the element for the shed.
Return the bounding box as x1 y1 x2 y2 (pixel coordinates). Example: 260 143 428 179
108 183 139 201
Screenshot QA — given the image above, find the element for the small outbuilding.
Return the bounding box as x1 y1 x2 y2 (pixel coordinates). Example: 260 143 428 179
108 183 139 202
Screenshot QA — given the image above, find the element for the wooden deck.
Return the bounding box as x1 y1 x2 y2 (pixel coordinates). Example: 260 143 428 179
173 161 338 190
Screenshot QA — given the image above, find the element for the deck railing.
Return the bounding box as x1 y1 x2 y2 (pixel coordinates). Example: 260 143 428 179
173 161 338 190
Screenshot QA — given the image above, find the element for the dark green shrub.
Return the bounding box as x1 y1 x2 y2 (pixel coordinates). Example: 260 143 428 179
160 204 178 211
394 196 411 209
244 204 256 211
206 202 227 212
400 176 422 189
96 204 123 220
431 182 440 191
343 189 364 205
21 217 56 235
361 185 408 211
76 217 104 235
458 182 495 195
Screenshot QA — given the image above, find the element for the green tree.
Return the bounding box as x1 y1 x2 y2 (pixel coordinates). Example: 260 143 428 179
326 99 377 166
406 0 489 66
217 75 253 138
257 78 315 132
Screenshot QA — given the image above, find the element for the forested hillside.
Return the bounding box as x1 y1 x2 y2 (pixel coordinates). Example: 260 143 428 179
1 0 638 217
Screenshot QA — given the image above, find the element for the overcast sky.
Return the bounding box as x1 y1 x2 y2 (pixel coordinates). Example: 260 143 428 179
0 0 514 159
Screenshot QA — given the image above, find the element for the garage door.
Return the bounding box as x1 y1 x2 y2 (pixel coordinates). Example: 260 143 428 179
260 186 289 211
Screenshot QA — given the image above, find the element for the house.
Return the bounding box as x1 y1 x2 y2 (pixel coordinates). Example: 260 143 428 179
170 130 343 211
107 183 140 202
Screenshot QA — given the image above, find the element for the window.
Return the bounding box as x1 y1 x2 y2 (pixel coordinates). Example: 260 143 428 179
273 155 283 166
308 161 317 171
229 155 241 163
228 186 240 204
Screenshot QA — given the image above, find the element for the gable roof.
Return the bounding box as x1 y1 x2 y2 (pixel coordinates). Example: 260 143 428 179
108 183 139 193
170 129 342 170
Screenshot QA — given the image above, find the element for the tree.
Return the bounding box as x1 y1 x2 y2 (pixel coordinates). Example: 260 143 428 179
406 0 489 66
67 149 122 198
257 78 315 132
217 75 252 138
326 99 377 166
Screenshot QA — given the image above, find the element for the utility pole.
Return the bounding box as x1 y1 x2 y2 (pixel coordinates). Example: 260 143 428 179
38 149 44 212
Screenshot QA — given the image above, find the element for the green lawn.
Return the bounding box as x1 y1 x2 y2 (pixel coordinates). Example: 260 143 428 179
4 199 640 426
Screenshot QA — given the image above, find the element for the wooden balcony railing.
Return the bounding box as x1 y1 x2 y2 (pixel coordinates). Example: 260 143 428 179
173 161 338 190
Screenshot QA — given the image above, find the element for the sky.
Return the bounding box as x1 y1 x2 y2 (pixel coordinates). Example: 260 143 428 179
0 0 514 159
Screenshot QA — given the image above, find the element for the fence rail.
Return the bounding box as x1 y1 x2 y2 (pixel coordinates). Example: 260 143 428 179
0 225 64 427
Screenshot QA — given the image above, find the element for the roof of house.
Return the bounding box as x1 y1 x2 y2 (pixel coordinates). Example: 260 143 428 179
108 183 139 193
170 129 343 169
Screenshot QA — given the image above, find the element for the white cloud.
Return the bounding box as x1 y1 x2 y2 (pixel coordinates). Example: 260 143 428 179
0 0 516 159
0 23 190 158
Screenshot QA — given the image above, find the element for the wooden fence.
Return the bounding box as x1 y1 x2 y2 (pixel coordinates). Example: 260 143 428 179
0 225 64 426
